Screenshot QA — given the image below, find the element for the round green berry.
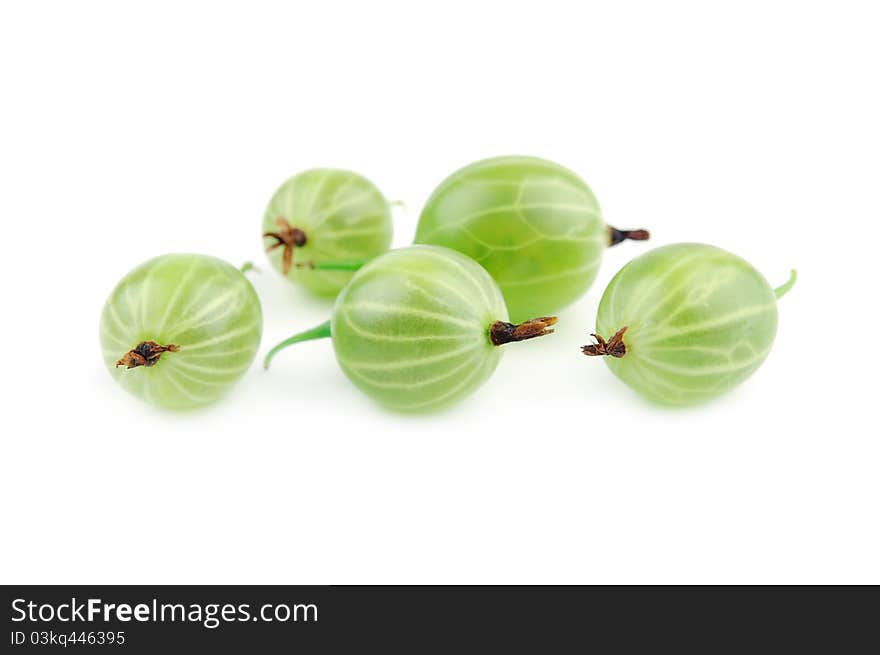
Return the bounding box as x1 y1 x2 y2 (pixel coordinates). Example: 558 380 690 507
264 245 557 412
262 168 393 297
100 254 262 410
414 155 648 321
582 243 796 405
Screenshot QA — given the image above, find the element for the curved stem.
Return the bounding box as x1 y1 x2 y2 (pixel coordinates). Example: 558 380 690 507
295 259 368 272
774 269 797 299
263 320 332 369
240 261 255 274
608 225 651 247
490 316 557 346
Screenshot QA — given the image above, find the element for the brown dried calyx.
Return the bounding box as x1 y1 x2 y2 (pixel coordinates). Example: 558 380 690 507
490 316 558 346
116 341 180 369
608 226 650 247
581 327 628 358
263 217 307 274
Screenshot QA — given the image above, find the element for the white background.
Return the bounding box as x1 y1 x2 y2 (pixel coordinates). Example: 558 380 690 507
1 1 877 584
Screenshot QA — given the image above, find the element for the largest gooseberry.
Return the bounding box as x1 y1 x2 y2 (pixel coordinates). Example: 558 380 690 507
414 155 648 321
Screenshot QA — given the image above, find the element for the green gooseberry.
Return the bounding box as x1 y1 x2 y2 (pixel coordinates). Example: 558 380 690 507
263 245 557 412
262 168 393 297
414 155 649 321
582 243 797 405
100 254 263 410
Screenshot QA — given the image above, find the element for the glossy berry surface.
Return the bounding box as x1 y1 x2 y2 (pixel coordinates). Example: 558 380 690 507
415 156 608 321
262 168 392 297
100 254 262 410
587 243 792 405
331 245 509 411
264 245 556 412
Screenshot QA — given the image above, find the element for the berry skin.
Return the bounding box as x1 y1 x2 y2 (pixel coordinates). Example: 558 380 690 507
583 243 796 405
415 155 648 321
264 245 556 412
100 254 262 410
332 246 508 411
262 168 393 297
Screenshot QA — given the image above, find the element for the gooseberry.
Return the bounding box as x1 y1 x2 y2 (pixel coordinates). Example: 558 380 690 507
582 243 796 405
99 254 263 409
263 245 556 412
414 155 648 321
262 168 393 297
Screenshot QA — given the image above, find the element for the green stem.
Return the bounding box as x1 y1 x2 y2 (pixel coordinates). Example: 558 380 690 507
297 259 368 272
774 269 798 299
240 261 255 274
263 320 332 369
